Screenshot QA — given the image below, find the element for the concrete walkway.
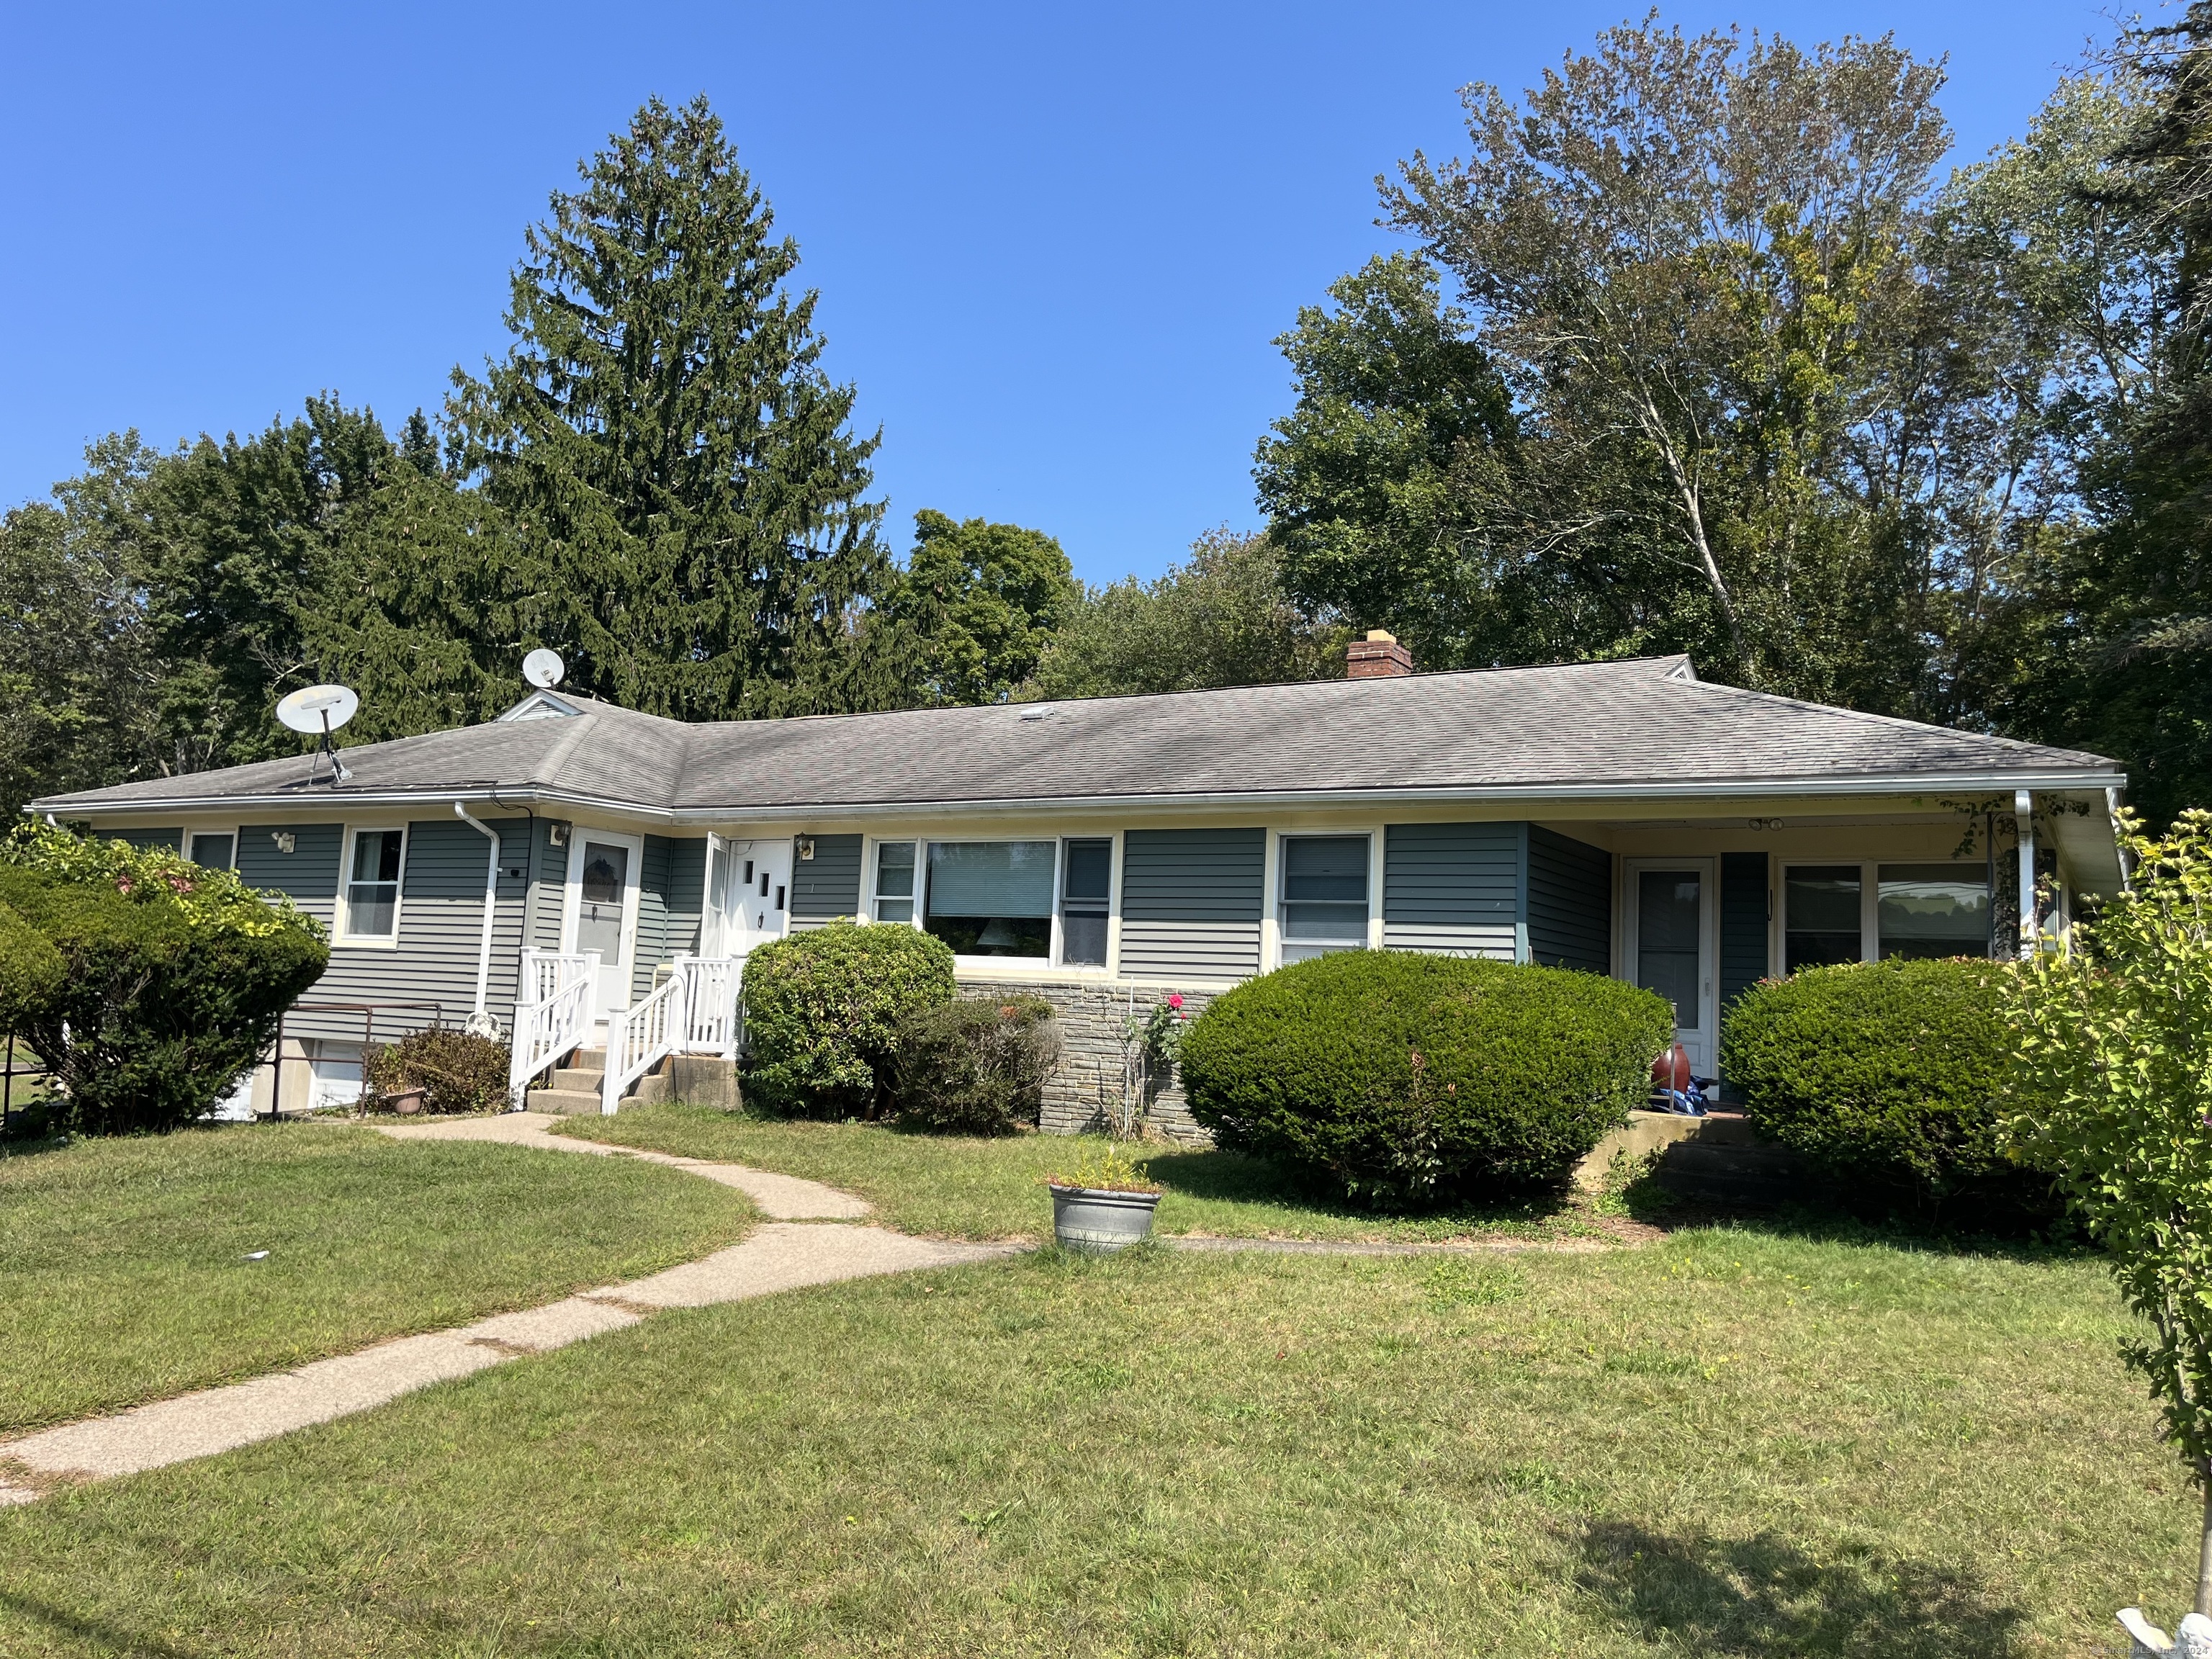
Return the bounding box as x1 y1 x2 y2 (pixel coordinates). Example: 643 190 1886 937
0 1114 1011 1506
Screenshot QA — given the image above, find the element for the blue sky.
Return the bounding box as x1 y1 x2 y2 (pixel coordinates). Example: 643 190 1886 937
1 1 2117 586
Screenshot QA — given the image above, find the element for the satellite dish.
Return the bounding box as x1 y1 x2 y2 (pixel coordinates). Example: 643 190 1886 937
523 649 565 689
276 685 359 735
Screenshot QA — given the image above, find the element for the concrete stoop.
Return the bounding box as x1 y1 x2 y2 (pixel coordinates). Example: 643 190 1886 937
526 1048 739 1115
1575 1109 1809 1207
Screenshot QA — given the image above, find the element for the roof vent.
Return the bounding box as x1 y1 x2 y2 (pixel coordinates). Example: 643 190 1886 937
1018 706 1053 722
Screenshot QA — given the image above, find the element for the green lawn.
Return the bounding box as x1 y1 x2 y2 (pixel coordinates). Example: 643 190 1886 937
0 1121 755 1432
0 1226 2186 1656
554 1102 1619 1244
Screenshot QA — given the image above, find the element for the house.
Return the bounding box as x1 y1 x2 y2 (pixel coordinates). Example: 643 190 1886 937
25 637 2126 1132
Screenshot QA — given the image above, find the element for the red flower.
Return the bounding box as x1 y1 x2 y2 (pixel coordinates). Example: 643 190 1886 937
1166 994 1183 1010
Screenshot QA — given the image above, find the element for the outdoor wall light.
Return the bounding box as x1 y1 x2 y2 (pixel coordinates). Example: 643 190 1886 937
797 838 816 860
271 832 295 854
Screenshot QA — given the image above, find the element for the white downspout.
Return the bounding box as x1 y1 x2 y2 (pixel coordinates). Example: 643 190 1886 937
455 803 502 1034
2108 786 2132 891
2015 788 2036 960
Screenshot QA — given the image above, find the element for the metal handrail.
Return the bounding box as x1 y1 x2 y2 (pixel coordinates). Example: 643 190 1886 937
268 1000 447 1120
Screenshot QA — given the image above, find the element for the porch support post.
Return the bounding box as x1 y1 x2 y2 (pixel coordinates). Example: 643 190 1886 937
2015 788 2036 960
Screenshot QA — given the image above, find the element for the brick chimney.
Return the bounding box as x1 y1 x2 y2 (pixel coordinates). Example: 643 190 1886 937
1346 629 1413 679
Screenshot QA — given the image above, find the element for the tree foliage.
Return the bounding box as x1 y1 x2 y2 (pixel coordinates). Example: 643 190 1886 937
449 94 902 721
1254 255 1519 667
2007 808 2212 1611
886 510 1079 704
1022 530 1342 700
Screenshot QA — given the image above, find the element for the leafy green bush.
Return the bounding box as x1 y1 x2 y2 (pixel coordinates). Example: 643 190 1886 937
0 901 63 1032
1179 951 1673 1208
891 996 1061 1134
0 825 329 1136
363 1026 511 1114
1721 958 2046 1217
742 921 957 1118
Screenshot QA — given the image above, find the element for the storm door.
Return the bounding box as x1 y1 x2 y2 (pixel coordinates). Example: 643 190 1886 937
1621 858 1718 1074
562 831 643 1019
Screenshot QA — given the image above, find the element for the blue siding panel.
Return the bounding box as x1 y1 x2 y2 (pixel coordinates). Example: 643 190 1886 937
1525 827 1611 975
632 835 709 999
1120 828 1264 978
1120 829 1265 922
791 834 863 923
1382 822 1519 925
1720 850 1771 1007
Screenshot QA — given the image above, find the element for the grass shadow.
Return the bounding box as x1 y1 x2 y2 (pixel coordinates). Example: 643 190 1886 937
1139 1145 1582 1232
1578 1520 2029 1659
1599 1148 2093 1264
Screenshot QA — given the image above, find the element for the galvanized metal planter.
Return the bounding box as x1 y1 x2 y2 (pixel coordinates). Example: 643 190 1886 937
1049 1184 1161 1253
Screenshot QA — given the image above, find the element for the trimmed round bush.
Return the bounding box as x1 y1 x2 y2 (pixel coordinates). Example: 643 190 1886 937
1179 951 1674 1208
741 920 957 1118
0 901 63 1032
891 996 1062 1134
0 825 330 1136
1721 958 2046 1217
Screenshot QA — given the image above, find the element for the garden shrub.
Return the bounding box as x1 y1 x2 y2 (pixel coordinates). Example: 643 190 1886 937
890 996 1061 1134
1721 958 2047 1218
742 920 956 1117
362 1026 511 1114
1179 951 1673 1208
0 901 62 1032
0 825 329 1136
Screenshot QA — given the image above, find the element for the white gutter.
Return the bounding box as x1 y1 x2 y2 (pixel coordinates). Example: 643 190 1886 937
453 802 502 1032
30 767 2131 824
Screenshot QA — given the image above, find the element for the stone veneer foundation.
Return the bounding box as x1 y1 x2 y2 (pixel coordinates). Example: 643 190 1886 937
955 976 1218 1141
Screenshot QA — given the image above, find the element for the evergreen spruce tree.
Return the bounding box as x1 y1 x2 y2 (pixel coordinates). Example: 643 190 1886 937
448 95 901 719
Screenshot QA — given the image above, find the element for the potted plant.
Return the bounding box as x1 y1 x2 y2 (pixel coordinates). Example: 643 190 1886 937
1045 1143 1164 1253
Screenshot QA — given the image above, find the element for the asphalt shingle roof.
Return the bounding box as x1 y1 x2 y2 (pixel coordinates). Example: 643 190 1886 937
30 657 2121 817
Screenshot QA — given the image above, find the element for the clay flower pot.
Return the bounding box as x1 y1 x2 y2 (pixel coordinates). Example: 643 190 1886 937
385 1087 427 1116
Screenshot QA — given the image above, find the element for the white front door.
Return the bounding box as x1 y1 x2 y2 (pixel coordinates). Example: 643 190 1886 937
563 830 644 1020
1622 857 1718 1076
708 836 792 959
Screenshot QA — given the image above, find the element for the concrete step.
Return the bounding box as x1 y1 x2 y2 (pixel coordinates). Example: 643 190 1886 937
526 1087 606 1116
552 1066 606 1091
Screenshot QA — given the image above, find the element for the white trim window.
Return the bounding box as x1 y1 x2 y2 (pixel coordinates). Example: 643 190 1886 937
1781 860 1994 971
1060 837 1112 966
872 840 917 925
1279 833 1371 964
340 827 407 943
924 840 1057 959
187 829 238 870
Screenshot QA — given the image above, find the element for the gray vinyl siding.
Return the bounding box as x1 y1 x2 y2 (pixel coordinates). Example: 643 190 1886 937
1118 920 1262 980
113 826 183 853
790 833 863 930
528 818 570 953
292 818 531 1043
1382 822 1520 958
631 835 708 999
1719 850 1771 1008
1525 826 1611 975
234 822 343 927
1380 921 1519 959
1120 828 1264 979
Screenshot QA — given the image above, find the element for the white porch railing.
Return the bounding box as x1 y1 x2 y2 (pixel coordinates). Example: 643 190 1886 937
600 955 742 1114
678 955 741 1061
509 950 599 1108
